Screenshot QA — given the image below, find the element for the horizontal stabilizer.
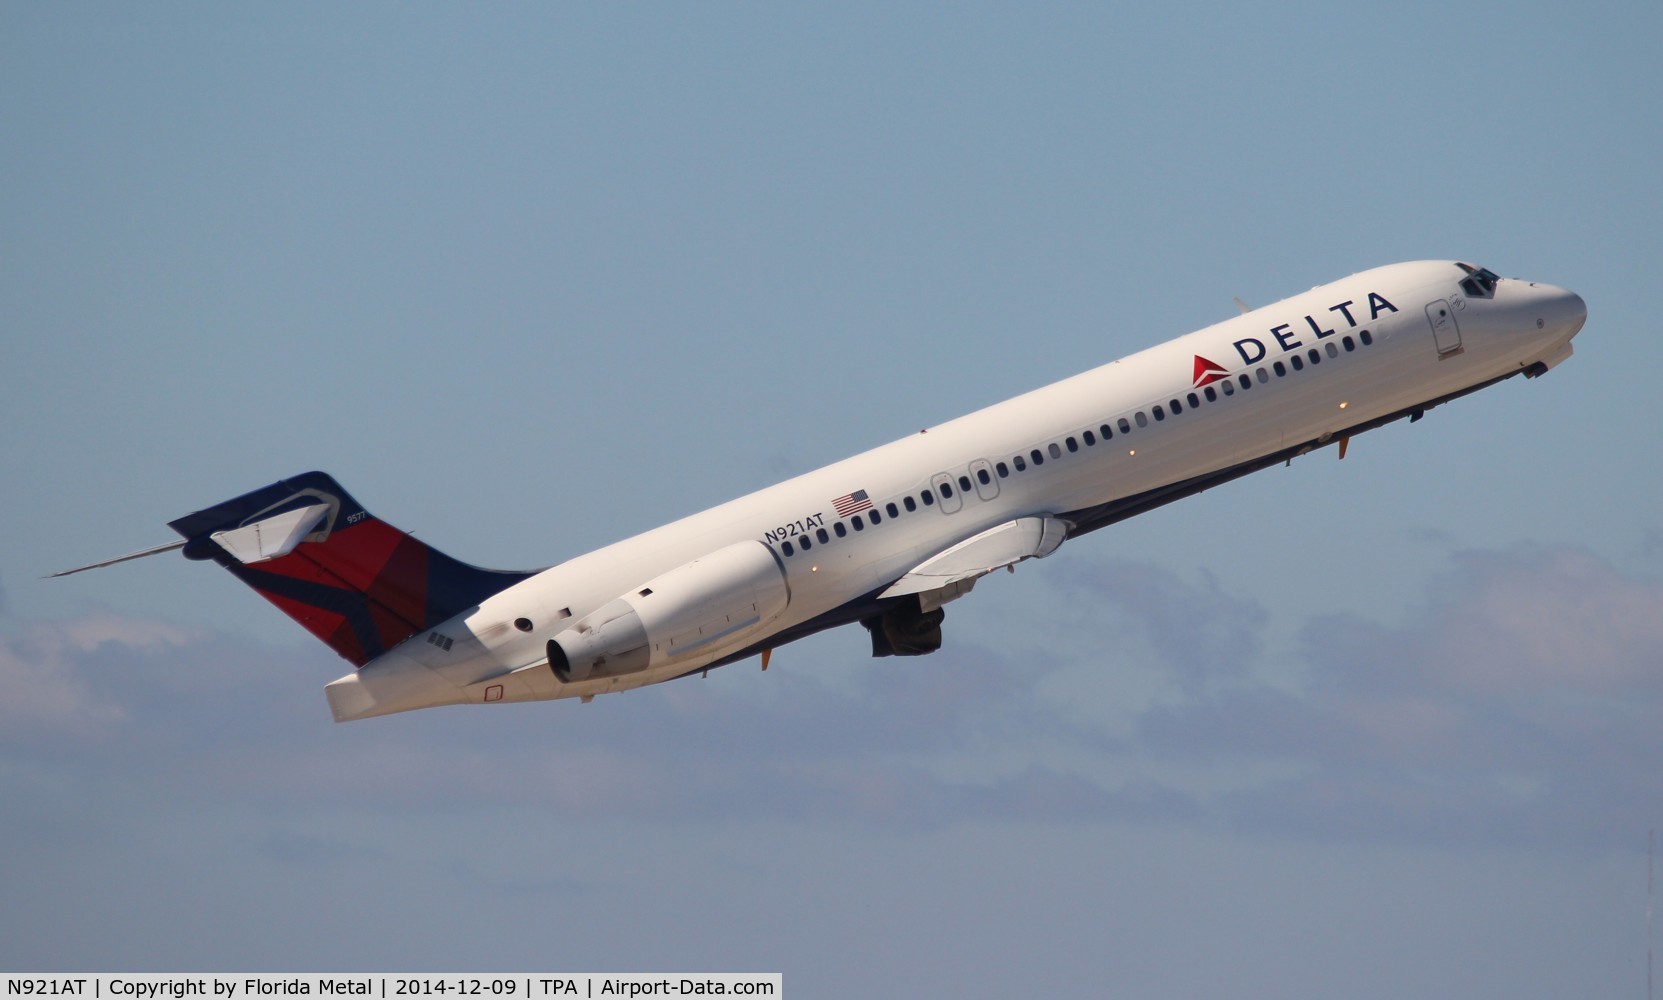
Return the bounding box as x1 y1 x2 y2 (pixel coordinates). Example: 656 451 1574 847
880 515 1070 600
46 540 186 578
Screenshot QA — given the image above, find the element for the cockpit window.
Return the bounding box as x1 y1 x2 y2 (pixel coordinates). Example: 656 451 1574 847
1456 261 1500 299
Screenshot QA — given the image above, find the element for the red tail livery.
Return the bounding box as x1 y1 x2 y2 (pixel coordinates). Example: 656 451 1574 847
168 472 533 665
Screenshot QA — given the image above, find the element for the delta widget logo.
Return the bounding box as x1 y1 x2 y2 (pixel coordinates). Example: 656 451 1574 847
1192 356 1231 388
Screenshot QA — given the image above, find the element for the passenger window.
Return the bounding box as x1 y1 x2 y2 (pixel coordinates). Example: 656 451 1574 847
1135 412 1148 428
1326 343 1338 358
1343 335 1355 351
1170 399 1182 415
1308 349 1320 364
1221 381 1234 396
1100 424 1114 439
800 536 812 551
1257 368 1269 383
958 475 972 492
996 462 1009 477
782 541 795 556
871 509 883 525
816 528 829 543
1291 355 1304 371
1152 405 1165 422
1274 361 1287 377
921 490 934 506
852 515 864 531
1205 386 1218 402
1361 330 1374 346
1239 374 1252 389
1031 449 1044 465
1066 436 1078 453
834 522 847 538
1118 418 1131 433
887 502 899 518
1083 430 1096 446
977 468 991 485
1187 392 1200 408
904 496 917 512
1013 455 1027 472
1048 443 1062 459
940 482 954 499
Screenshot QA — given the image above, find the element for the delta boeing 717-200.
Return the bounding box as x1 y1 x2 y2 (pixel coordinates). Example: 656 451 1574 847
56 260 1586 721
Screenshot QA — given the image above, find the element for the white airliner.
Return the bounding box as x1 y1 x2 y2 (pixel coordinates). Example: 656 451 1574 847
56 261 1586 721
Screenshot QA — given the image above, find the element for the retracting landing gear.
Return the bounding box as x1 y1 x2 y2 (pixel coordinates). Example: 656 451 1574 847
861 596 945 657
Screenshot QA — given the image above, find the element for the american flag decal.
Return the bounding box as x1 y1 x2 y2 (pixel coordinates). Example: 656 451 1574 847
832 489 871 518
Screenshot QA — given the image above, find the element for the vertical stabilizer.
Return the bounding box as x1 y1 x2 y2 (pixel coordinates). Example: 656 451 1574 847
169 472 534 665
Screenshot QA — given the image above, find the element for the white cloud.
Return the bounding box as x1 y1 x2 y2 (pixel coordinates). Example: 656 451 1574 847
0 611 188 736
1425 547 1663 695
1113 545 1663 848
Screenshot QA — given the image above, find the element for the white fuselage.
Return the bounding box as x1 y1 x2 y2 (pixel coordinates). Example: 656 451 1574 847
325 261 1586 720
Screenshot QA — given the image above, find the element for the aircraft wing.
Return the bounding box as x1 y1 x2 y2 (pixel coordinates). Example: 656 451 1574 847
879 515 1070 610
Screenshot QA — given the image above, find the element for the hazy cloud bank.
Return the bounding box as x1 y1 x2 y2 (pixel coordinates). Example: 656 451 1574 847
1115 546 1663 849
3 544 1656 852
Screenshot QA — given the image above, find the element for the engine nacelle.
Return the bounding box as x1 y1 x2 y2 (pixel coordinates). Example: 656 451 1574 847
547 540 790 683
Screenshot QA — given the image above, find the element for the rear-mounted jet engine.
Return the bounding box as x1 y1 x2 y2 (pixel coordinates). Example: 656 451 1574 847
546 540 790 683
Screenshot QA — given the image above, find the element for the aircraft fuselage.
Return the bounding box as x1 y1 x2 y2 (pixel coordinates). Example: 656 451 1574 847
320 260 1585 721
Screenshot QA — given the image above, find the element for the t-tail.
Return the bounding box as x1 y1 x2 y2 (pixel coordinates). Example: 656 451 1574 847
164 472 533 665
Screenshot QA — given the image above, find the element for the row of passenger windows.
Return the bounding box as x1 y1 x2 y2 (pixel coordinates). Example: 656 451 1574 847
778 329 1375 559
781 491 929 557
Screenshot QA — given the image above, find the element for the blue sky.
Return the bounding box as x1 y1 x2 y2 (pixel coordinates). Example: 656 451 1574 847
3 3 1659 996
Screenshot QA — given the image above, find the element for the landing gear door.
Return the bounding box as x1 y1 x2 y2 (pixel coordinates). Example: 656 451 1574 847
1426 299 1462 357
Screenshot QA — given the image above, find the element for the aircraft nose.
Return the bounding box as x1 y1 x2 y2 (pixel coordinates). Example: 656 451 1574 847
1549 288 1587 340
1517 282 1586 342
